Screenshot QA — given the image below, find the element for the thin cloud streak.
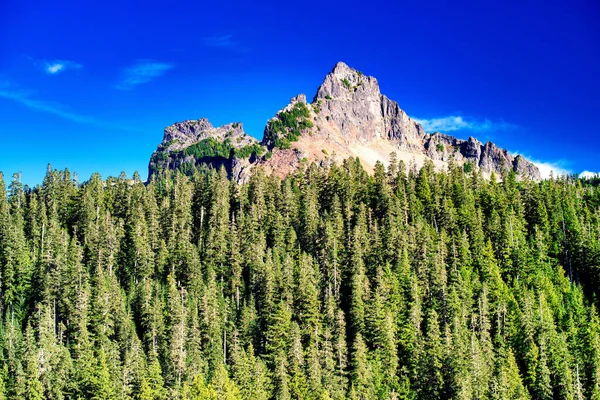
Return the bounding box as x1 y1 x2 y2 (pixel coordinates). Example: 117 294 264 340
201 34 250 53
0 83 137 131
414 115 516 133
202 34 236 48
116 60 174 90
0 88 96 124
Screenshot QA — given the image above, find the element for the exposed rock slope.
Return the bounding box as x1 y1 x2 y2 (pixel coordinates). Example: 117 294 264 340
149 62 541 182
149 118 264 182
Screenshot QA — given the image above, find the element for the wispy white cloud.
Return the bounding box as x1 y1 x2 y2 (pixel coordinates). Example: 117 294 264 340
0 81 135 130
202 34 236 48
42 59 82 75
116 60 174 90
201 34 251 53
580 171 599 179
414 115 516 134
0 83 96 124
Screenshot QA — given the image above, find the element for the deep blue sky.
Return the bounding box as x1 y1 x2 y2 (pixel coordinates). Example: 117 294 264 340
1 0 598 185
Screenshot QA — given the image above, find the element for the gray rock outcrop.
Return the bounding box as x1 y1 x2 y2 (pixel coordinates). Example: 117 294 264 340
149 62 542 182
148 119 262 181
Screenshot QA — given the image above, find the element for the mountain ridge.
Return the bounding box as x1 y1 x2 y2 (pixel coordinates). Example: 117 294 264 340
149 62 541 181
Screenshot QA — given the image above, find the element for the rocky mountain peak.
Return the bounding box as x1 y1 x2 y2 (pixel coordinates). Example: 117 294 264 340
312 63 425 149
149 118 263 180
331 61 351 73
314 62 380 103
162 118 214 149
160 119 252 149
291 94 307 104
149 61 542 182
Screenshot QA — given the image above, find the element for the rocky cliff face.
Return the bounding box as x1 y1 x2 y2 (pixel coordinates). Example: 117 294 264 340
149 62 541 182
149 118 264 182
313 62 426 148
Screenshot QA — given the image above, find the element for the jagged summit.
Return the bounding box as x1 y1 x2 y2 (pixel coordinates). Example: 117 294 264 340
332 60 352 72
314 62 381 103
160 118 254 150
310 62 426 149
149 118 262 181
149 62 541 182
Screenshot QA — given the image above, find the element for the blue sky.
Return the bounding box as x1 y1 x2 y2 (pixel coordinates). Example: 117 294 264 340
0 0 598 185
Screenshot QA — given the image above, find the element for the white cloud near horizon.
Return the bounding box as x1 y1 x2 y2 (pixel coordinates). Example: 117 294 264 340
580 171 599 179
414 115 516 134
116 61 174 90
531 161 572 179
43 59 82 75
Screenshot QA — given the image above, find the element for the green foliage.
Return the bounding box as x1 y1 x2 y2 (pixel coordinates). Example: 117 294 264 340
152 151 169 163
0 161 599 398
436 143 444 152
233 143 265 159
163 139 178 148
463 161 473 173
325 95 332 100
182 138 264 161
183 138 233 159
341 78 352 90
265 102 313 149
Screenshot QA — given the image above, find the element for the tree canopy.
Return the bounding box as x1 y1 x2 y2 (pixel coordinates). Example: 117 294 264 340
0 159 599 399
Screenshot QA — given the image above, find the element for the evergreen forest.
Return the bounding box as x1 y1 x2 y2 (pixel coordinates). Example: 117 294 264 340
1 158 600 399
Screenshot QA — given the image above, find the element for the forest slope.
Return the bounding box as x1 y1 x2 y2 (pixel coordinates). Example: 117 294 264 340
0 161 598 399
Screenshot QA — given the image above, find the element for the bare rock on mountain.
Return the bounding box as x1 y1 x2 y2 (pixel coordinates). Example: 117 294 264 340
148 62 542 182
161 118 213 150
479 141 512 174
460 136 483 160
313 61 425 148
381 96 427 150
513 155 541 178
424 132 463 162
148 119 264 181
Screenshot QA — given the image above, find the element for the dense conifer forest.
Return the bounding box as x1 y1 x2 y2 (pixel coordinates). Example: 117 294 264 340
1 158 600 399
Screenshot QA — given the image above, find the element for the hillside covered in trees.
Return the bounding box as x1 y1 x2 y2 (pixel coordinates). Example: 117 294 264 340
1 158 600 399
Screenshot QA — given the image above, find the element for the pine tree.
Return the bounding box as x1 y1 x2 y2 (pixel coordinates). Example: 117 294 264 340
417 309 444 399
209 364 240 400
231 343 271 400
165 274 188 390
182 372 215 400
349 333 375 399
22 324 44 400
0 161 600 399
